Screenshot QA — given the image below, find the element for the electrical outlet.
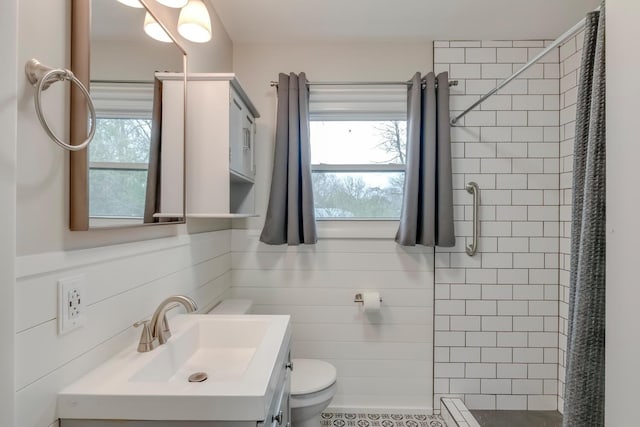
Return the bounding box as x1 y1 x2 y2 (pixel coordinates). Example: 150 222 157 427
58 275 86 335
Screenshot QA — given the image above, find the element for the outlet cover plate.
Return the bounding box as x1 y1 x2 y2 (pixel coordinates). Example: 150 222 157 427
58 275 86 335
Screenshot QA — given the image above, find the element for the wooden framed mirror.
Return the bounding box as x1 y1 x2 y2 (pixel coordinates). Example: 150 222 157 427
70 0 187 230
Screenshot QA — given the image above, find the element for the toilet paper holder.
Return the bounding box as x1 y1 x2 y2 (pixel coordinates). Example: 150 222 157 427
353 293 383 303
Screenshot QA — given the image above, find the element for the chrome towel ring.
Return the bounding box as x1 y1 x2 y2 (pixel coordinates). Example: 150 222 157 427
25 58 96 151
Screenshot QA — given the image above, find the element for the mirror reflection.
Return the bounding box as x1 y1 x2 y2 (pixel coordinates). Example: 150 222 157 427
87 0 184 228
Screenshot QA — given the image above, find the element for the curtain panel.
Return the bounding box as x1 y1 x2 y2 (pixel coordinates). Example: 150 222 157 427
260 72 317 245
396 71 455 247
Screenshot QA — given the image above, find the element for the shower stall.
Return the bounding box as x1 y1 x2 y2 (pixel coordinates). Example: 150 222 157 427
432 7 604 425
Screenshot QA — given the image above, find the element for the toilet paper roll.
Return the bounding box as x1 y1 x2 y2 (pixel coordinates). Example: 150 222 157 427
361 292 381 313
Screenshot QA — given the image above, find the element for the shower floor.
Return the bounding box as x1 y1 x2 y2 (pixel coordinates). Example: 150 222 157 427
321 412 447 427
470 410 562 427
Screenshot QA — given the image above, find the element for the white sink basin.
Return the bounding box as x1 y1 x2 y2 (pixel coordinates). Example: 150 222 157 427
130 317 269 383
57 314 291 422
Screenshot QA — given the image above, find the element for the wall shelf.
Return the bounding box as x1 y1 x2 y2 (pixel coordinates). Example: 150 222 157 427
186 213 258 219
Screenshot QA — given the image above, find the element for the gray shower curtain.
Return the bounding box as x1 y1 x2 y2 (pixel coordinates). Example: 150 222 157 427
563 5 606 427
396 72 454 247
260 72 317 245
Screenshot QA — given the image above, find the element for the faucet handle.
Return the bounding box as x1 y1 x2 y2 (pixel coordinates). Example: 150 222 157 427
133 320 158 353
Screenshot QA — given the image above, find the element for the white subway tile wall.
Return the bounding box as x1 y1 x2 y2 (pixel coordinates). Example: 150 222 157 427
558 30 584 414
434 40 560 411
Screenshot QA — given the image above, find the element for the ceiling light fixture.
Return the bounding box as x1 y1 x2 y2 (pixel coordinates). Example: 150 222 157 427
178 0 212 43
117 0 144 8
156 0 189 8
143 12 173 43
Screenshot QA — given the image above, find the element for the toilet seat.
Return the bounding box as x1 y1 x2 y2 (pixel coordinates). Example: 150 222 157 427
291 359 337 395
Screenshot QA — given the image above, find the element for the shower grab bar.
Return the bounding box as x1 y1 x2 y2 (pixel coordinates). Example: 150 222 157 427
466 182 480 257
25 58 96 151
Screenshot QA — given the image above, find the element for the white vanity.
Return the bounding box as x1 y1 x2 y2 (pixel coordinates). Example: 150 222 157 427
57 314 292 427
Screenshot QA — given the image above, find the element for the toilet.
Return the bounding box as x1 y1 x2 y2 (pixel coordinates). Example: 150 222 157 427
289 358 337 427
208 299 337 427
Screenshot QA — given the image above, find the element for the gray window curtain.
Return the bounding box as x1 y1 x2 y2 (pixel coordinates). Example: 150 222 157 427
260 72 317 245
143 77 163 224
563 5 606 427
396 72 455 247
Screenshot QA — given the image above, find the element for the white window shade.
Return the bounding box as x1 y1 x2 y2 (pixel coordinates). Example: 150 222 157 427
90 82 154 119
309 85 407 121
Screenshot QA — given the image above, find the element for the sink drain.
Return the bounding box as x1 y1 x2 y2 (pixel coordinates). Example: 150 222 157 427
188 372 208 383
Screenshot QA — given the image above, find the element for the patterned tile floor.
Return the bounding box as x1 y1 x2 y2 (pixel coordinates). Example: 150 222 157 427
321 412 447 427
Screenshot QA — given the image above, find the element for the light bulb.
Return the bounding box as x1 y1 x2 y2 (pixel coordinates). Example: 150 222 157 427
117 0 144 8
178 0 212 43
144 12 172 43
157 0 189 7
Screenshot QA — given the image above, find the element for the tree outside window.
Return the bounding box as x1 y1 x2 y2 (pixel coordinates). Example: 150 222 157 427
89 118 152 218
310 120 406 219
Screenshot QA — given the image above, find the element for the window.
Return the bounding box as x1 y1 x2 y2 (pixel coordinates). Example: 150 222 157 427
309 85 407 219
89 82 154 219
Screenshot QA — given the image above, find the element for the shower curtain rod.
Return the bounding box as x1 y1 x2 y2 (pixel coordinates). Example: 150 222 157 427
269 79 459 88
450 9 598 126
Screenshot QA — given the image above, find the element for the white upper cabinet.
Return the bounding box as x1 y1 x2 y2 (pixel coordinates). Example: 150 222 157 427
160 73 260 218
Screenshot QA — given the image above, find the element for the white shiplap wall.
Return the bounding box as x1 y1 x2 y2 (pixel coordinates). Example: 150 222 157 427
14 230 232 427
558 29 584 413
433 40 561 411
230 229 435 410
230 41 434 411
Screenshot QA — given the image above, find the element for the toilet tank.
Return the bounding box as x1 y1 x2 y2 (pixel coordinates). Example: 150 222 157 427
208 299 253 314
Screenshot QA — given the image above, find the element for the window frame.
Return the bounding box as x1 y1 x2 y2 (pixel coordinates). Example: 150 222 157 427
89 82 154 219
308 86 408 221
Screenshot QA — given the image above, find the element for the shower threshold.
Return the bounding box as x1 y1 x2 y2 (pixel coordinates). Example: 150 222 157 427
441 398 480 427
441 397 563 427
470 409 562 427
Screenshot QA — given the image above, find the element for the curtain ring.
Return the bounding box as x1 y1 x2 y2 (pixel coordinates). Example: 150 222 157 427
26 59 96 151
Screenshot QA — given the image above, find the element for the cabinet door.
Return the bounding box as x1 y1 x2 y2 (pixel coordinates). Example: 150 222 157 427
242 112 256 178
268 375 289 427
229 90 245 176
282 352 291 427
230 87 256 180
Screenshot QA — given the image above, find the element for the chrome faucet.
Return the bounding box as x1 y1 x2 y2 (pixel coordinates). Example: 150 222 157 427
133 295 198 353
